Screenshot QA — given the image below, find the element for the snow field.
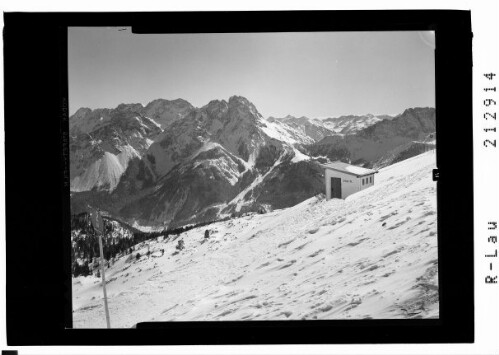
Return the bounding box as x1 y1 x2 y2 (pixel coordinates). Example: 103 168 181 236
72 151 438 328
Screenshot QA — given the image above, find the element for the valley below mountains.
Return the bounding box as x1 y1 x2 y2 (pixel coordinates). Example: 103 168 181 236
70 96 436 229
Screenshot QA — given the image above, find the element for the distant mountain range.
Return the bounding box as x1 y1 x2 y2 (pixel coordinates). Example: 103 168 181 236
70 96 435 228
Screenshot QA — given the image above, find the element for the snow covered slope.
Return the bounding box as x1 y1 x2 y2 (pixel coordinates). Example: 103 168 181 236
70 145 140 192
261 118 315 145
73 151 438 327
266 115 335 144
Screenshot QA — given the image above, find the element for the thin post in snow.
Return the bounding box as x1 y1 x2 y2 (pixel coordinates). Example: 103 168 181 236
98 230 111 328
89 206 111 328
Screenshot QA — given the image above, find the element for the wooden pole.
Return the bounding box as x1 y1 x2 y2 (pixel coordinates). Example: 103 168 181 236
90 207 111 329
98 231 111 328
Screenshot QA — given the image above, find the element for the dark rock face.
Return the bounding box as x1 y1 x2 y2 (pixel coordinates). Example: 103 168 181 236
117 145 244 227
253 160 325 210
390 142 434 165
113 157 156 197
219 159 324 218
69 107 113 135
358 107 435 140
143 99 194 129
254 141 284 173
307 135 352 163
120 168 219 227
373 133 436 169
237 142 250 162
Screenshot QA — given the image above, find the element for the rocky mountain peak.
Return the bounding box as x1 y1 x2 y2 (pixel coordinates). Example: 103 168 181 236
400 107 434 117
115 103 144 113
72 107 92 120
357 107 436 141
145 98 193 110
69 107 113 135
203 99 229 113
228 95 251 106
226 96 262 122
142 98 195 129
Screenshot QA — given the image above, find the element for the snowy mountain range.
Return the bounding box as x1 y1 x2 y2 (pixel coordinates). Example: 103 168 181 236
70 96 435 228
322 113 395 135
267 113 395 142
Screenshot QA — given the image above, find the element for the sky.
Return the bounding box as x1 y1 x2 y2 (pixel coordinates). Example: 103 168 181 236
68 28 435 118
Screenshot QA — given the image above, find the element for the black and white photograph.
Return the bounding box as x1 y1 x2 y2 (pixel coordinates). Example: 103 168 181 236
68 28 438 328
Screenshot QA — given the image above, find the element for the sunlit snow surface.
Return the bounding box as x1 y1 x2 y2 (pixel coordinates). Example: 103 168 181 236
344 165 375 175
260 119 315 146
73 151 438 328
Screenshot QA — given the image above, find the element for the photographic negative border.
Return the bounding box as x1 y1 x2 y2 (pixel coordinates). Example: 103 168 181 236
3 10 473 345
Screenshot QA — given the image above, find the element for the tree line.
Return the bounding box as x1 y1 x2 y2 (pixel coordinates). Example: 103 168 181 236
71 212 233 277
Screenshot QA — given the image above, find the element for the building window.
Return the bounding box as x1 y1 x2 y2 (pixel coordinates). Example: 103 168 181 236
371 176 373 183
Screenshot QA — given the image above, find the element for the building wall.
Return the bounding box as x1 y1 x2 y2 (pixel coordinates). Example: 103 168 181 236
358 174 375 192
325 170 376 200
324 169 360 200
